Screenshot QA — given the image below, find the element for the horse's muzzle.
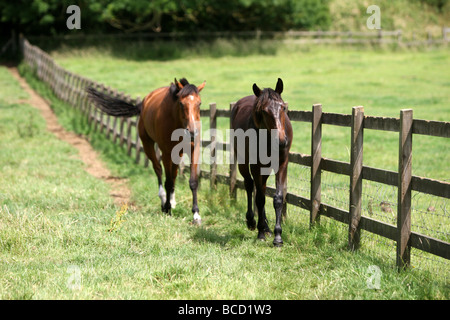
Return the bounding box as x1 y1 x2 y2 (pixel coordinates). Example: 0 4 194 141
185 128 199 142
279 137 289 148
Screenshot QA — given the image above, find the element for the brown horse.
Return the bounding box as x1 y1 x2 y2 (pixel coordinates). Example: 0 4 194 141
87 78 206 224
231 78 292 246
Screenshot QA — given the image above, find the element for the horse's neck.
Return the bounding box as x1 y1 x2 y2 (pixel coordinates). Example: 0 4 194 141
169 99 183 128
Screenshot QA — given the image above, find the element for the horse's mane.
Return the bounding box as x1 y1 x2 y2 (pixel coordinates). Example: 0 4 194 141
252 88 283 127
254 88 282 113
169 78 199 101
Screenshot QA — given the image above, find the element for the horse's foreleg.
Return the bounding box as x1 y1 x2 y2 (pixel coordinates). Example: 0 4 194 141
169 162 178 209
189 141 201 225
239 164 255 230
252 166 270 240
189 163 200 224
273 160 288 247
161 153 174 215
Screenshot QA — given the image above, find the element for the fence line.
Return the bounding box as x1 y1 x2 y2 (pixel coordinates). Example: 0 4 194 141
21 37 449 270
24 28 450 46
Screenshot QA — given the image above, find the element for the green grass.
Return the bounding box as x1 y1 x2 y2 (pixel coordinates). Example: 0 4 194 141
49 41 450 252
51 41 449 179
1 41 449 299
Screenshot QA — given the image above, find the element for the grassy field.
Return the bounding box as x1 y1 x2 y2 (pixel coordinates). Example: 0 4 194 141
1 41 449 299
51 41 449 179
49 41 450 249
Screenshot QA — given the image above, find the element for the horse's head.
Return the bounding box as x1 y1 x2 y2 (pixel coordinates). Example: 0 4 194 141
252 78 289 147
173 78 206 141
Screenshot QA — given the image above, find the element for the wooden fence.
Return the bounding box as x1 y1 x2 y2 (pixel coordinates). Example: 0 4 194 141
25 27 450 46
21 37 449 270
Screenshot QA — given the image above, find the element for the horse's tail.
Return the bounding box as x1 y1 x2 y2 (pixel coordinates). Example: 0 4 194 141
86 86 141 117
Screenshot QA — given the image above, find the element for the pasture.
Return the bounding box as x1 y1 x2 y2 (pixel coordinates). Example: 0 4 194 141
51 41 449 179
1 41 449 299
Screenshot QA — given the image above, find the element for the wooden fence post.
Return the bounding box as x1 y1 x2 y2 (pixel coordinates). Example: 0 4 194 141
135 116 141 164
118 92 126 147
229 102 237 199
99 85 106 133
92 83 101 131
397 30 402 44
310 103 322 227
397 109 413 270
118 117 125 146
282 102 289 221
112 116 118 142
126 117 133 156
210 103 217 188
105 88 114 138
83 80 91 117
348 106 364 251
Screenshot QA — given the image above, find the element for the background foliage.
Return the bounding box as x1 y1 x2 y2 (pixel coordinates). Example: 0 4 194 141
0 0 331 36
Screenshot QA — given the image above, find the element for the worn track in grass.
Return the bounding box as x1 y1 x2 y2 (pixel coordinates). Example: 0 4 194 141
8 66 131 206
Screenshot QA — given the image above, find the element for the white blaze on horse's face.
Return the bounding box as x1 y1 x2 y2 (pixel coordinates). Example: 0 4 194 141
179 93 202 141
263 100 287 147
173 79 206 146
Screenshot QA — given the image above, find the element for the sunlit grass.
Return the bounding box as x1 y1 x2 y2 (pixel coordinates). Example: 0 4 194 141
1 40 448 299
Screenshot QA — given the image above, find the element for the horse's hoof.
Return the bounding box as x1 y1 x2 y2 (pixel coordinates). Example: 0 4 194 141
162 207 171 215
257 232 266 241
273 238 283 247
246 219 256 230
192 212 201 226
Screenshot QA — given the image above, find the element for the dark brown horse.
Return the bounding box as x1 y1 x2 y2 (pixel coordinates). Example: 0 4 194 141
87 78 206 224
231 78 292 246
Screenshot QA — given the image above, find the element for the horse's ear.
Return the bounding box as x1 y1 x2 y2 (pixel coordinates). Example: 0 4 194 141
197 81 206 92
174 78 184 90
253 83 261 97
275 78 283 95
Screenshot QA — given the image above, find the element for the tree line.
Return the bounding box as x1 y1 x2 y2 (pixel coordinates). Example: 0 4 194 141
1 0 331 37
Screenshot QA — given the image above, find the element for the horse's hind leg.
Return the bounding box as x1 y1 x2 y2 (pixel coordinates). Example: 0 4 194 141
239 164 256 230
139 122 165 210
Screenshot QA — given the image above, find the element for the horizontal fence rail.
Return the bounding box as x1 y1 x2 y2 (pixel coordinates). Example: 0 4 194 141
21 37 449 270
24 28 450 46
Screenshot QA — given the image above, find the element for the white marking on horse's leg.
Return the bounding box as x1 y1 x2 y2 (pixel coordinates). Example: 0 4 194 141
170 191 176 208
193 211 201 225
158 185 166 207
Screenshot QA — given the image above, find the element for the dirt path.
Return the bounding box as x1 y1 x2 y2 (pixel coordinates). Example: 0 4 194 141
8 67 131 206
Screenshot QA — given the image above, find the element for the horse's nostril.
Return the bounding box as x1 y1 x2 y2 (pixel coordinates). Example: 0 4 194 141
189 129 198 141
280 137 288 147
